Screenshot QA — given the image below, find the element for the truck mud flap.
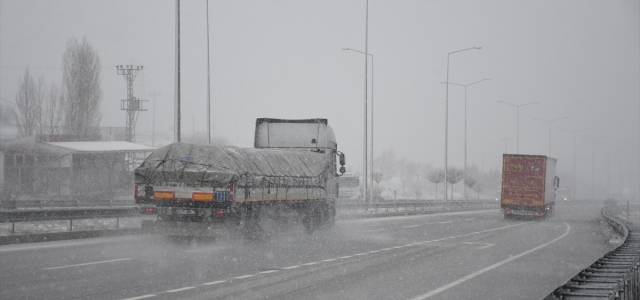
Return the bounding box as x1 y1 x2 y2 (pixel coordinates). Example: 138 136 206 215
141 220 236 237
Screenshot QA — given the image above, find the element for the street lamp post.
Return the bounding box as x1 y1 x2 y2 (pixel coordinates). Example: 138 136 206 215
581 136 606 200
532 117 568 156
442 78 490 201
149 92 160 147
497 101 539 154
444 46 481 201
343 47 374 202
559 128 589 200
206 0 211 145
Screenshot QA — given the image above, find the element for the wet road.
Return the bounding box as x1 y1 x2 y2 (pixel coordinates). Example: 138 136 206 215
0 203 616 300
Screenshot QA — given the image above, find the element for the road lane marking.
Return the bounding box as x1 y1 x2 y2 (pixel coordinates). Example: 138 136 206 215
439 221 453 224
167 287 194 293
411 222 571 300
259 270 278 274
463 242 495 249
203 280 227 285
404 225 421 228
44 258 133 270
322 258 337 262
368 250 379 253
122 295 155 300
121 220 531 300
464 218 475 221
282 266 300 270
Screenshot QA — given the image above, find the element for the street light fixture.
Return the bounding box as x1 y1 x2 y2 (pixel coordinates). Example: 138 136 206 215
444 46 481 201
559 128 590 200
580 135 606 200
343 47 375 203
497 101 539 154
532 117 568 156
441 78 490 201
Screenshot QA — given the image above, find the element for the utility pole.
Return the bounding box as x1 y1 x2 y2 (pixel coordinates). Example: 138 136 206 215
149 92 160 147
175 0 181 143
117 65 147 143
559 128 589 200
206 0 211 145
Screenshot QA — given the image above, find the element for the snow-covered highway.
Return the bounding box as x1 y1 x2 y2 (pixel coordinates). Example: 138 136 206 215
0 204 615 300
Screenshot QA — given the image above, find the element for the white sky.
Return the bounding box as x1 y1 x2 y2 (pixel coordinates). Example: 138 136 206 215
1 0 639 196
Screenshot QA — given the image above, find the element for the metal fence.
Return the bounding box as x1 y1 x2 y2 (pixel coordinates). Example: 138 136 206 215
545 205 639 300
0 207 140 233
1 199 135 209
337 199 500 215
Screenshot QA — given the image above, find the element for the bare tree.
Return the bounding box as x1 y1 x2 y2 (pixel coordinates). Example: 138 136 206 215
0 102 17 126
446 167 464 200
62 37 102 137
465 176 477 199
427 168 445 200
372 171 384 200
42 80 64 135
15 69 44 137
471 181 485 200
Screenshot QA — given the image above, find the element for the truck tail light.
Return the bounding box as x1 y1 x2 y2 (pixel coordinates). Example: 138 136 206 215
215 209 224 217
154 191 175 199
505 210 511 215
193 192 214 201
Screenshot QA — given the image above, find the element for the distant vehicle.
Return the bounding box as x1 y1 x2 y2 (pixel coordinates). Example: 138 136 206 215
556 187 569 202
500 154 559 219
493 190 501 201
135 118 347 237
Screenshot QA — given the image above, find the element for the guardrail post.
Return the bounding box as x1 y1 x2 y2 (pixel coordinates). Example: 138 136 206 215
116 217 119 229
627 201 630 220
69 219 72 231
11 222 15 233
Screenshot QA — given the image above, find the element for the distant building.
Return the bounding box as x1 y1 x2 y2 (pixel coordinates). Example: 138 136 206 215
0 133 153 204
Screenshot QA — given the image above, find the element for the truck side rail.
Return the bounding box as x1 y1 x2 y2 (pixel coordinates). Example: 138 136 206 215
545 205 639 300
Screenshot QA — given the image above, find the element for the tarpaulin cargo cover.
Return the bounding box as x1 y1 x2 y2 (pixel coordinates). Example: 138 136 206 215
134 143 332 188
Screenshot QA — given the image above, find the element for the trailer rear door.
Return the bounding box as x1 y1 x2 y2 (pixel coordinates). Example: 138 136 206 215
502 155 546 207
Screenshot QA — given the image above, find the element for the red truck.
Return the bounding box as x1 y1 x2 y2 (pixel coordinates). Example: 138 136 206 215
501 154 559 219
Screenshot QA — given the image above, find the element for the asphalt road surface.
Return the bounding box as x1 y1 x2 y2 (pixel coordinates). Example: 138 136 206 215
0 203 616 300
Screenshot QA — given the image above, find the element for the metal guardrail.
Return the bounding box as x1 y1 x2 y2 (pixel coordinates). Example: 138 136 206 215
1 199 135 209
0 207 141 233
337 200 500 214
0 200 499 233
545 205 639 300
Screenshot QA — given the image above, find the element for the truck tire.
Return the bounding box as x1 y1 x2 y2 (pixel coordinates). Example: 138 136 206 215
241 206 263 240
303 206 320 235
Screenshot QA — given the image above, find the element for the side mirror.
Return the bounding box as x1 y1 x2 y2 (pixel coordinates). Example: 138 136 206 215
554 176 560 189
339 153 345 166
340 166 346 174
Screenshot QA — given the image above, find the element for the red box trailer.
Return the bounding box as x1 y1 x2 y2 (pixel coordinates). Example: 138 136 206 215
501 154 559 219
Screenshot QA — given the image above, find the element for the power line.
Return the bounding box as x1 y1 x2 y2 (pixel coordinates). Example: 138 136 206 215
0 97 17 105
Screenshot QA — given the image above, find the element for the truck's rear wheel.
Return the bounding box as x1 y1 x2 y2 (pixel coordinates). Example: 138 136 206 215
240 206 263 240
303 209 316 234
